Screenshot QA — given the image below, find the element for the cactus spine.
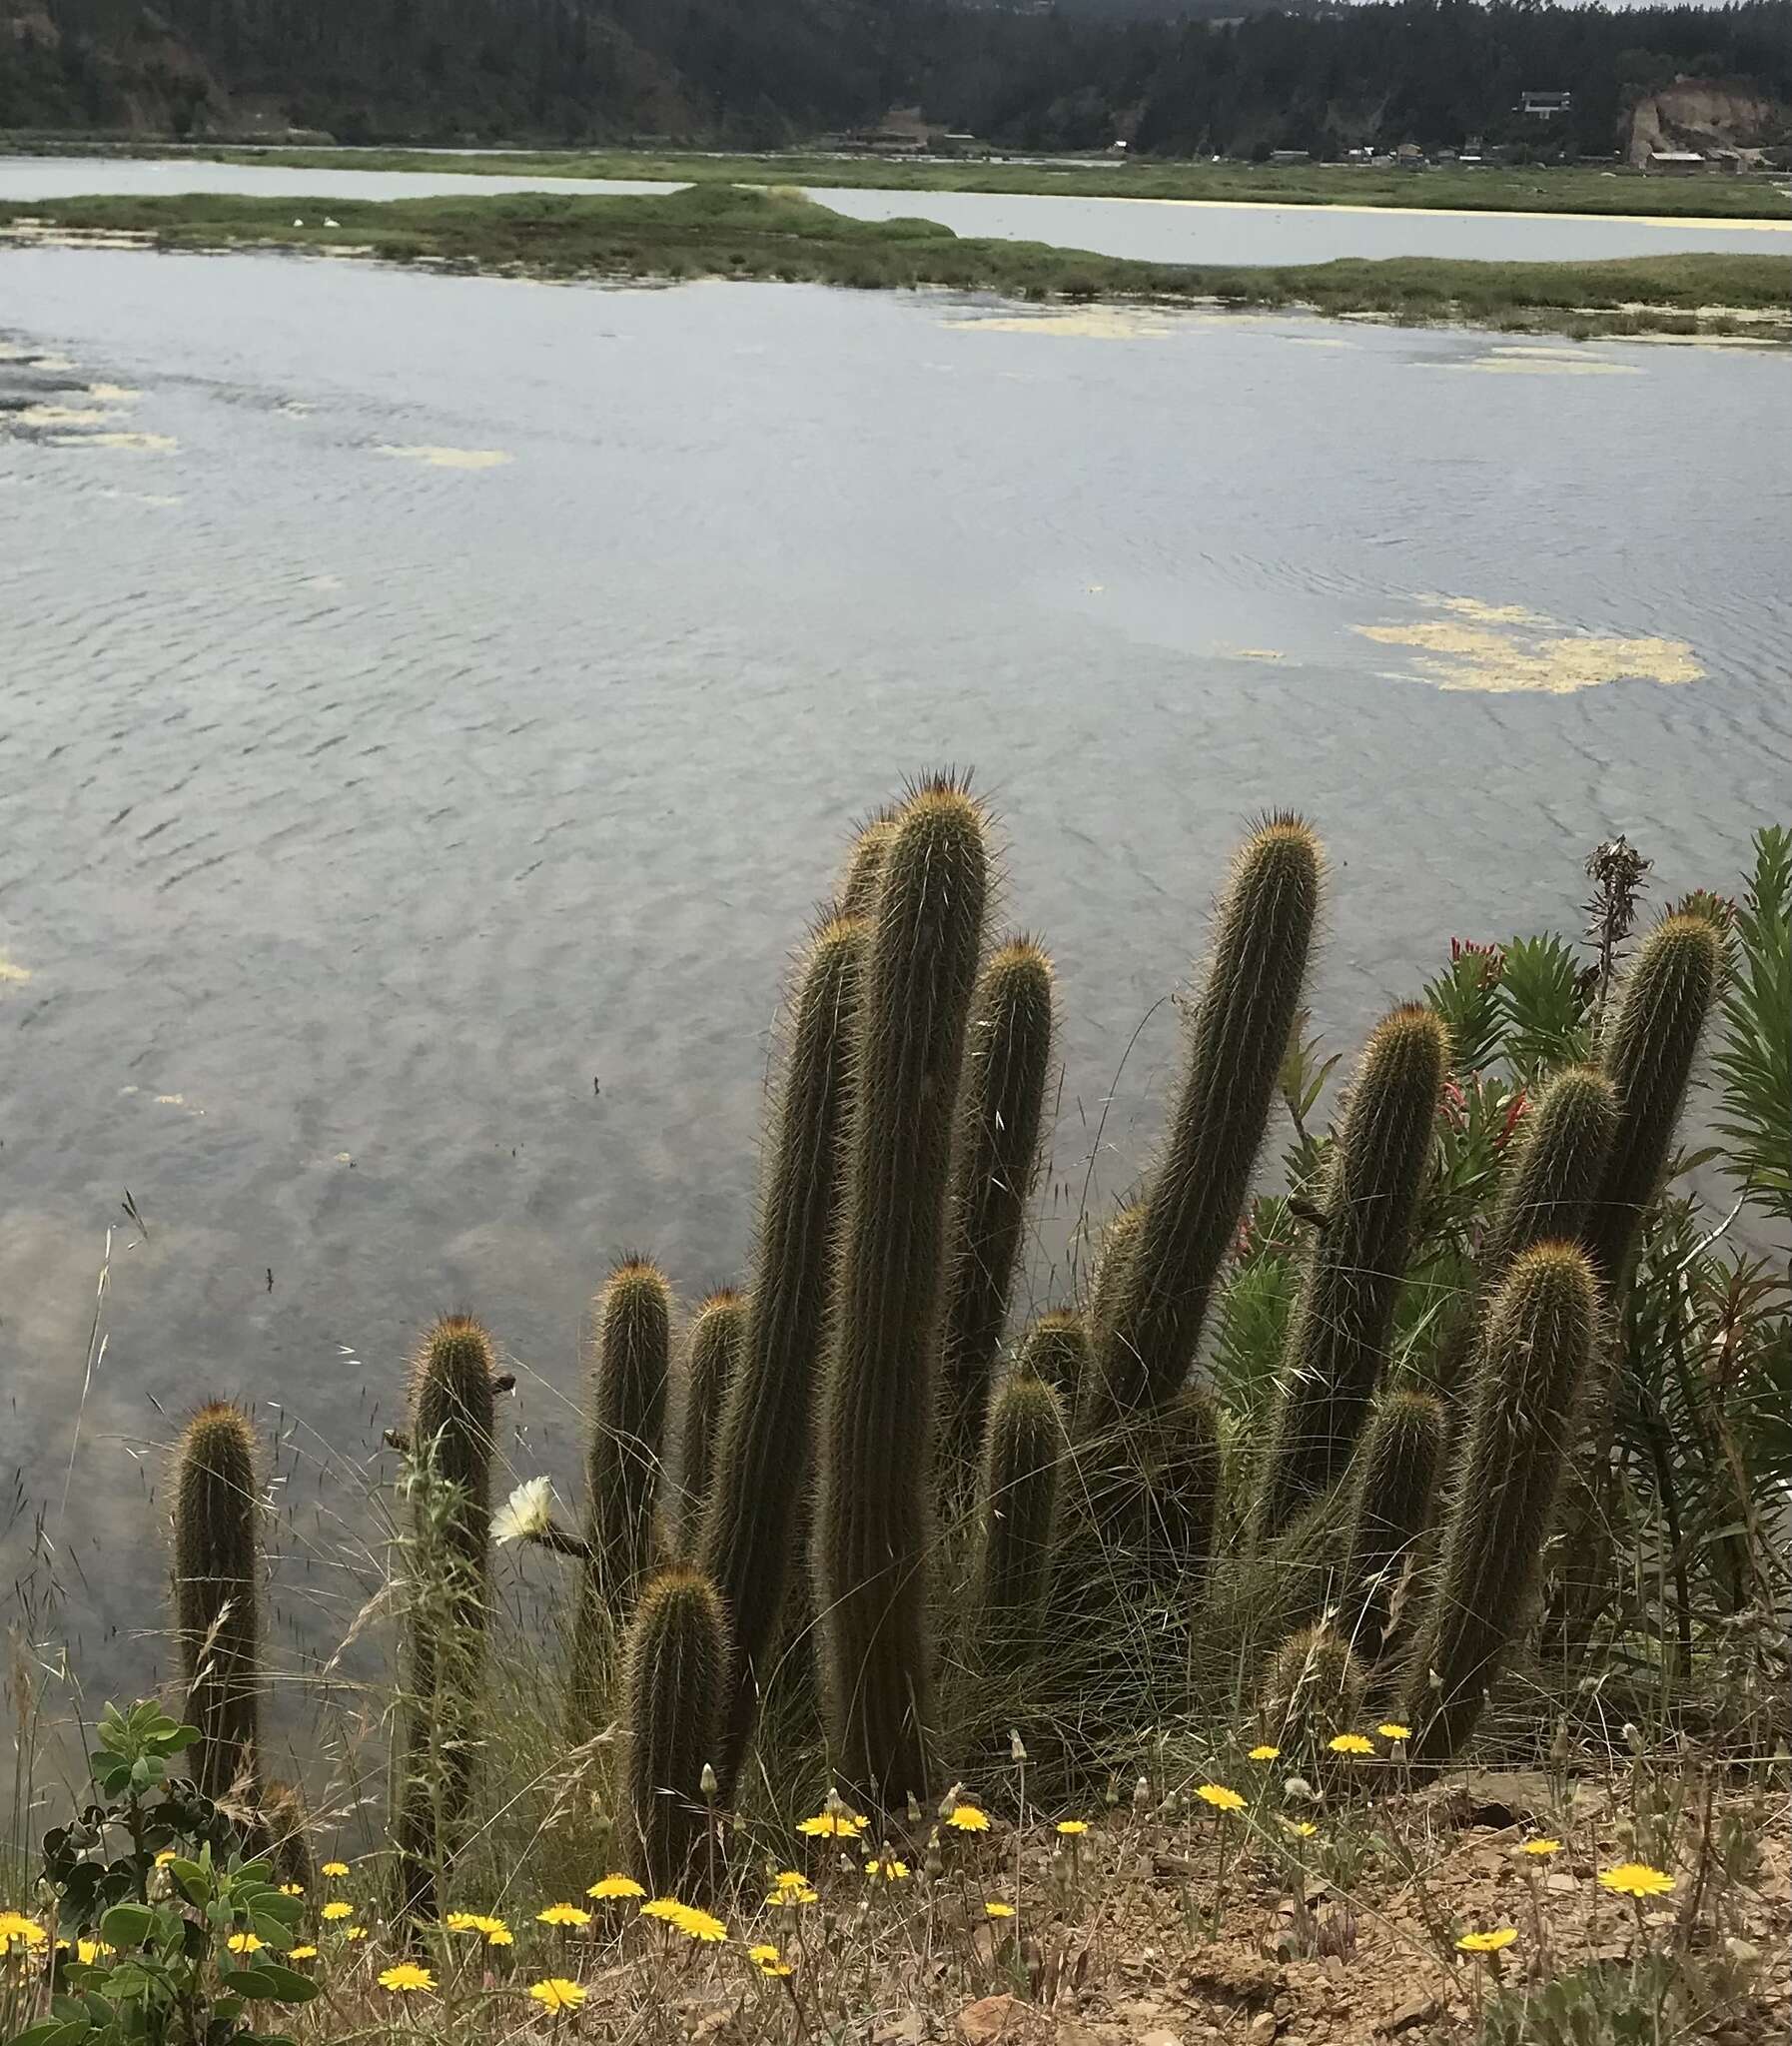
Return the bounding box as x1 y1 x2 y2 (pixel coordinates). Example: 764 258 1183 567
1583 912 1723 1297
172 1403 262 1805
620 1566 730 1897
1089 818 1322 1427
938 940 1055 1509
839 813 898 918
1255 1004 1445 1538
698 914 868 1786
397 1315 496 1919
1343 1389 1444 1665
572 1258 671 1715
1139 1385 1222 1595
1405 1243 1598 1763
679 1290 744 1546
972 1368 1066 1672
816 779 988 1810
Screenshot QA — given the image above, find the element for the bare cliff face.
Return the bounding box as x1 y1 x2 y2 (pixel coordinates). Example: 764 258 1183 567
1627 77 1791 165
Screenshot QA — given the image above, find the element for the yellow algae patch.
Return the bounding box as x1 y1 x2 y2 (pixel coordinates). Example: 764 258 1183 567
1353 599 1701 695
1216 645 1287 662
1430 596 1550 627
20 404 114 428
376 444 512 470
943 306 1179 341
51 431 177 451
0 953 33 986
154 1093 207 1115
1422 352 1643 377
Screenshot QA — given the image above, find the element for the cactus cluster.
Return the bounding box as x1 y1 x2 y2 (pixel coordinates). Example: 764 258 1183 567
159 784 1725 1911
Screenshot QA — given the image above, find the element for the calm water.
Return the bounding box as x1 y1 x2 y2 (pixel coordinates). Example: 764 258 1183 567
4 152 1791 262
2 243 1789 1745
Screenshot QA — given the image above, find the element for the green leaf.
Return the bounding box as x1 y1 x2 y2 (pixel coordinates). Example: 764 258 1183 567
9 2021 89 2046
219 1964 317 2002
168 1856 213 1905
99 1901 156 1948
246 1965 321 2003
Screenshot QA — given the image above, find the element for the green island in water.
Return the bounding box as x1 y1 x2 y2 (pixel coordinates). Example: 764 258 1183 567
4 184 1788 340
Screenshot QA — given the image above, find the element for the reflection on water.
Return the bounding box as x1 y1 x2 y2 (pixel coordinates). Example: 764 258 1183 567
1 248 1788 1736
4 153 1791 265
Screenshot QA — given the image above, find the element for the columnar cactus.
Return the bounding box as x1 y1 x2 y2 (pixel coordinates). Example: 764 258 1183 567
620 1566 730 1897
679 1290 744 1546
1089 818 1322 1427
1013 1310 1091 1406
1255 1004 1445 1538
1583 911 1723 1297
397 1315 496 1918
699 913 868 1786
938 939 1055 1510
1480 1066 1617 1287
172 1403 262 1805
572 1258 671 1711
972 1367 1066 1672
1405 1244 1599 1763
1258 1621 1367 1759
839 812 898 918
816 778 988 1810
1343 1389 1444 1664
1138 1385 1222 1596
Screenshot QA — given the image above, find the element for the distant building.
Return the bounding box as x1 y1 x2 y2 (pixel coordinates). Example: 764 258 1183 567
1520 91 1573 119
1644 149 1712 176
1269 148 1311 164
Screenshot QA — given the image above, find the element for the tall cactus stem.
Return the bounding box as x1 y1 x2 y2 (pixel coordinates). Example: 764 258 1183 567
1343 1389 1444 1665
1255 1003 1445 1539
172 1402 263 1806
679 1290 744 1547
817 777 988 1812
972 1368 1066 1673
620 1566 730 1898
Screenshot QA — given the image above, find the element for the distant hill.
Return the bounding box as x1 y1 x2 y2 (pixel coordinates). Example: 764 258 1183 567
3 0 1789 157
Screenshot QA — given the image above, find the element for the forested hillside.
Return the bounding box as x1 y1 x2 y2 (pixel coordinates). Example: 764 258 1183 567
2 0 1789 155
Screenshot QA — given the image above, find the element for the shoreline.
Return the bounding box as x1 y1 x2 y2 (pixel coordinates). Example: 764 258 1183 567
6 133 1789 225
4 187 1788 343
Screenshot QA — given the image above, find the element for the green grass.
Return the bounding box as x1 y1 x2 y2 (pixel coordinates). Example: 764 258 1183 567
13 133 1792 220
5 186 1789 339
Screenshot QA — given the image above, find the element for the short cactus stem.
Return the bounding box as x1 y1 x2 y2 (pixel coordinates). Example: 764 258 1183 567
1405 1244 1599 1764
621 1566 730 1898
172 1403 263 1806
1255 1003 1445 1539
1344 1389 1444 1664
972 1368 1067 1672
678 1290 744 1547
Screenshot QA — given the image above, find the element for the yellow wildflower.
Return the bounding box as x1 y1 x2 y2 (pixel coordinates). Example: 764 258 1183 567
774 1870 809 1890
1456 1928 1518 1954
0 1913 48 1951
279 1883 305 1898
288 1945 318 1961
984 1901 1014 1919
321 1861 350 1878
1599 1863 1675 1899
528 1978 586 2013
485 1924 514 1947
749 1941 793 1977
344 1926 369 1942
1521 1838 1563 1858
640 1898 686 1924
1055 1819 1089 1837
670 1905 728 1943
445 1913 483 1933
765 1884 818 1908
1329 1733 1374 1755
1196 1783 1246 1813
1281 1819 1320 1839
321 1901 354 1922
154 1850 178 1868
587 1874 645 1901
378 1961 436 1993
226 1932 265 1955
536 1903 592 1928
1248 1744 1281 1762
797 1811 866 1839
945 1804 990 1833
1377 1723 1412 1742
76 1939 115 1965
863 1858 910 1882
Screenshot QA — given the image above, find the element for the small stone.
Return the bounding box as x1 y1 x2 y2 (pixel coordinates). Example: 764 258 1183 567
1138 2030 1182 2046
1378 1996 1443 2037
960 1995 1022 2045
1545 1872 1577 1894
1249 2015 1279 2043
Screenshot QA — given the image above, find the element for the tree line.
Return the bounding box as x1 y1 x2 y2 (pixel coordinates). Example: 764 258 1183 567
2 0 1788 155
